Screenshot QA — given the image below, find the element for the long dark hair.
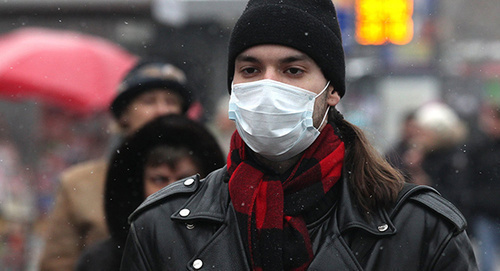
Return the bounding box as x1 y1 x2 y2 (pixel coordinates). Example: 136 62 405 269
329 108 405 213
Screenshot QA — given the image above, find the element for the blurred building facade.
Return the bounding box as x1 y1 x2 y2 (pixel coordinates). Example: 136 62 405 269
0 0 498 151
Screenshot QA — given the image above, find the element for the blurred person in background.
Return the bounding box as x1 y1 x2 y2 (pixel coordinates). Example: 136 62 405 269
39 60 195 271
76 114 224 271
385 110 419 179
466 99 500 271
0 116 35 270
402 102 470 217
208 96 236 157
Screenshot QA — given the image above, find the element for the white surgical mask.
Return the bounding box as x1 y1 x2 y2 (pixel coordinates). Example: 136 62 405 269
228 79 330 161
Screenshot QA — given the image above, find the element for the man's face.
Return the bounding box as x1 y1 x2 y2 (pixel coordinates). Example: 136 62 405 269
233 44 340 129
119 89 183 135
143 156 199 197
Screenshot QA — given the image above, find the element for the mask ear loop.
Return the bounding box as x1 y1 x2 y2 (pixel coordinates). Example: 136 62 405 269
315 81 331 130
317 105 330 130
315 81 331 98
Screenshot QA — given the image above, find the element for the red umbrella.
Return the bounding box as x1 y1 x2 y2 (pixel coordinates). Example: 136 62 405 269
0 27 138 115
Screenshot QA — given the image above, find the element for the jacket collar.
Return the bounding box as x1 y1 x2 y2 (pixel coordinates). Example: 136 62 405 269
336 175 396 236
172 166 396 236
171 166 230 223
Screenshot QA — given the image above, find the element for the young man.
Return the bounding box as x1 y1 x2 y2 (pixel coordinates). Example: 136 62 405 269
39 61 193 271
120 1 478 270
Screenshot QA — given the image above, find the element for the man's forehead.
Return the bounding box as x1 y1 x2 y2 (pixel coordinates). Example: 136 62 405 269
236 45 313 62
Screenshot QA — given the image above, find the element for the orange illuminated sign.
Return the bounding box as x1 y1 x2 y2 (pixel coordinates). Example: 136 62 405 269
355 0 414 45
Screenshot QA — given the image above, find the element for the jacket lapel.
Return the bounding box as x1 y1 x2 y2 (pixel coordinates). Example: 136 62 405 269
185 202 251 271
336 176 396 236
171 167 229 223
308 177 396 270
308 206 364 270
170 167 251 270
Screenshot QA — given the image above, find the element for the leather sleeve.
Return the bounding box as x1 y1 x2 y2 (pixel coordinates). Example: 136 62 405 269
120 223 153 271
402 187 478 270
430 230 478 270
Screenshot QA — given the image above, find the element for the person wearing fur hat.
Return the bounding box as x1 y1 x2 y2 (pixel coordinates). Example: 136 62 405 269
402 102 469 187
402 102 472 234
121 1 477 270
40 60 196 271
75 114 224 271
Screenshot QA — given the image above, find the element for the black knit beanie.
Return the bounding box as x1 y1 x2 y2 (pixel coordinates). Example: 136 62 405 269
227 0 346 97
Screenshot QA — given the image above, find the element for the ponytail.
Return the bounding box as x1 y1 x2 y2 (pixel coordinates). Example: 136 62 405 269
330 108 404 214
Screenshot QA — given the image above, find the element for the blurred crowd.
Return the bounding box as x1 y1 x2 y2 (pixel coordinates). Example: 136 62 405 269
0 38 499 271
0 58 236 271
385 98 500 270
0 107 113 270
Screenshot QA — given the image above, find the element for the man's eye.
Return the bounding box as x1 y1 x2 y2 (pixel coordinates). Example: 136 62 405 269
139 96 156 104
286 68 303 75
242 67 258 74
151 176 170 184
164 97 179 105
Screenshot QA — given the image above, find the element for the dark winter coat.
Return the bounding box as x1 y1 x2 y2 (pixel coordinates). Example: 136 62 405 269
420 146 471 219
120 166 477 271
75 115 225 271
466 138 500 221
76 238 122 271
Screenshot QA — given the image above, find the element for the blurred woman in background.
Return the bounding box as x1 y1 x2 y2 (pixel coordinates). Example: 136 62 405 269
76 114 225 271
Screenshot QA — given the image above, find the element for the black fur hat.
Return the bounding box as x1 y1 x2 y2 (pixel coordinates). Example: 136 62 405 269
227 0 346 97
104 114 225 244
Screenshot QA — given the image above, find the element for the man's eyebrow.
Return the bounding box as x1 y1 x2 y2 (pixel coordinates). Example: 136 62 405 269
235 55 259 63
280 54 311 64
235 54 312 64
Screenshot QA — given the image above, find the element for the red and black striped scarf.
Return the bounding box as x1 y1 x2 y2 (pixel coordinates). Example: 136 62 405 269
227 123 345 271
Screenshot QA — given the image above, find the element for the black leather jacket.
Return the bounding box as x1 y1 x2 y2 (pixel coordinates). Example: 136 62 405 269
121 167 477 271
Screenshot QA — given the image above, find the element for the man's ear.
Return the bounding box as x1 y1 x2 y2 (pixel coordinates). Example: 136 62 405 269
327 86 341 107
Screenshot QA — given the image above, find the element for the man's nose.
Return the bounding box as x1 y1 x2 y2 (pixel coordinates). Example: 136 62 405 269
262 69 280 81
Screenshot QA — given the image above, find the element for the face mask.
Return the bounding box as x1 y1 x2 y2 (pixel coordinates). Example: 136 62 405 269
228 79 330 161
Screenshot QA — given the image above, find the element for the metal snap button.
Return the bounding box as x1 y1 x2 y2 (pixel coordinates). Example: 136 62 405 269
193 259 203 269
184 178 195 186
179 209 190 217
378 224 389 232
